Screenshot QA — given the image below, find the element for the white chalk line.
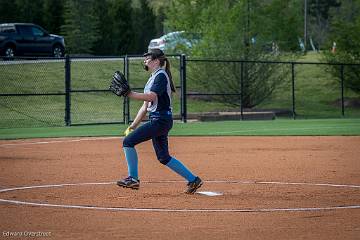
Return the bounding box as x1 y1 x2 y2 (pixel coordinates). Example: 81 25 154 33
213 124 360 135
0 180 359 213
0 136 121 147
2 125 360 147
1 120 359 148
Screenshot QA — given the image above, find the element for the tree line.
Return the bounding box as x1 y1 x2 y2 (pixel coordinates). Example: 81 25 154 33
1 0 358 57
165 0 357 54
164 0 360 100
0 0 164 55
1 0 358 96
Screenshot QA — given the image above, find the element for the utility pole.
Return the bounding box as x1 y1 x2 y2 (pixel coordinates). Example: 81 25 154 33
304 0 308 52
243 0 250 50
242 0 250 108
247 0 250 42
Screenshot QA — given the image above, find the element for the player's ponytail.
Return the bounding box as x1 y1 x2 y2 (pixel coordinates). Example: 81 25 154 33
146 49 176 92
159 57 175 92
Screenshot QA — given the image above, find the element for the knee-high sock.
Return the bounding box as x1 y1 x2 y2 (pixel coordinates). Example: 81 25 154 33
123 147 138 179
166 157 196 182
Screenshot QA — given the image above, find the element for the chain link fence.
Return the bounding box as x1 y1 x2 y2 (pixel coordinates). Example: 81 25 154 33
0 55 359 129
69 57 125 125
184 59 360 120
0 59 65 128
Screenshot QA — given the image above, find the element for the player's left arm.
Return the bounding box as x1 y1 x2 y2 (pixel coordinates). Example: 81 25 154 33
127 91 157 102
126 73 166 102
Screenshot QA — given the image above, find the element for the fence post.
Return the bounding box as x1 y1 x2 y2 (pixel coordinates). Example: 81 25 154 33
240 61 244 120
64 55 71 126
340 64 345 117
180 54 187 123
291 62 296 119
123 55 130 124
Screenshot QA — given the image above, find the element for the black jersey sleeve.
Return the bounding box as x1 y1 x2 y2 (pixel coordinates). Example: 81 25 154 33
150 73 167 95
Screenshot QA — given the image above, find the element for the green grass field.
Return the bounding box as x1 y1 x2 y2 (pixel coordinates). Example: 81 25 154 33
0 119 359 139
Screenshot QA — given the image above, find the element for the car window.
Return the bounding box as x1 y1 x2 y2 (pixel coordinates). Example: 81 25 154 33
0 26 16 33
32 27 45 37
17 26 33 36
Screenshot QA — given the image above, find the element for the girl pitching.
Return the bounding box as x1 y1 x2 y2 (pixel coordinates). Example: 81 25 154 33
117 48 203 194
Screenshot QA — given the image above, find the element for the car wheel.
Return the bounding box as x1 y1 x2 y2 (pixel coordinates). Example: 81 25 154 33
4 46 15 58
53 45 64 58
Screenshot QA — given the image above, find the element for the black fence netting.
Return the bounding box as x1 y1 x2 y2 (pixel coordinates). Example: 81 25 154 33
289 62 360 119
0 58 65 128
185 59 360 120
70 57 124 125
185 59 293 120
0 55 359 129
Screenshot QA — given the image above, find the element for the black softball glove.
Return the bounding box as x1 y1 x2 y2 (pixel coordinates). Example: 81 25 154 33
109 71 130 97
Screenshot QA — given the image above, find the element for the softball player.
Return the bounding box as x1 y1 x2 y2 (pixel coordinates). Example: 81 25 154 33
117 48 203 194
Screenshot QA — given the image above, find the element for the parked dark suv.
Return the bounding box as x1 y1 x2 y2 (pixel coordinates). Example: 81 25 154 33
0 23 65 58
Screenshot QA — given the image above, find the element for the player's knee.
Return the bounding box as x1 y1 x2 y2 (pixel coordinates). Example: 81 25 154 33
122 137 134 148
158 156 171 165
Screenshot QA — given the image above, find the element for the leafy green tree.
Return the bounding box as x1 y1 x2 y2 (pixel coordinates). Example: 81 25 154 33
307 0 340 50
0 0 47 27
147 0 168 36
256 0 303 52
92 0 113 55
324 0 360 93
165 0 293 108
14 0 45 26
107 0 133 54
0 0 19 22
92 0 159 55
0 0 64 34
42 0 64 34
61 0 100 54
130 0 157 54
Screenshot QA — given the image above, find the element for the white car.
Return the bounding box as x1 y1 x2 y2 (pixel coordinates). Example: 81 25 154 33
148 31 196 53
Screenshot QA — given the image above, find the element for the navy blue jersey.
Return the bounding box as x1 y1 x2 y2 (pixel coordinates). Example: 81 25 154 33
144 69 172 112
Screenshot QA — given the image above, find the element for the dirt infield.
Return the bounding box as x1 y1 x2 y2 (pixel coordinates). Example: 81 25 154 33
0 136 360 240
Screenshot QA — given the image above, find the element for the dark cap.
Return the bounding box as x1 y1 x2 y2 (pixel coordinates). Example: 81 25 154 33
143 48 165 59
